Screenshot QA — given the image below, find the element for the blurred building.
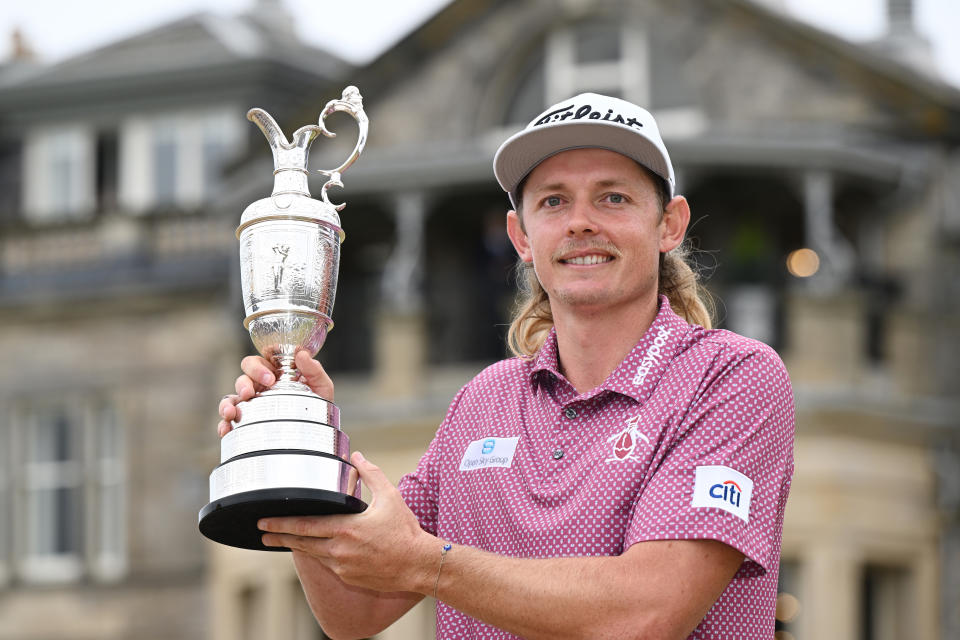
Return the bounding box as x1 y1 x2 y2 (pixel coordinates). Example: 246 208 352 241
0 1 350 638
1 1 958 639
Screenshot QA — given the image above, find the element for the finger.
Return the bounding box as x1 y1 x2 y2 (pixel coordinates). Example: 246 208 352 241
265 536 341 567
295 350 334 400
235 374 258 401
261 533 287 548
258 515 346 538
218 395 240 420
217 419 233 437
241 355 276 389
262 533 332 555
350 452 392 498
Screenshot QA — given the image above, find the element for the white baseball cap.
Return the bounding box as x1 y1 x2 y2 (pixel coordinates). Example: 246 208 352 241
493 92 675 209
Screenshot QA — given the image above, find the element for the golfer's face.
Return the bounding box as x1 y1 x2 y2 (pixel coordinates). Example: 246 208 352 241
509 148 667 314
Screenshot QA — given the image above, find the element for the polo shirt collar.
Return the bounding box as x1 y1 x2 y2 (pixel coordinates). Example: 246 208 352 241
529 296 693 403
601 296 692 402
530 326 563 385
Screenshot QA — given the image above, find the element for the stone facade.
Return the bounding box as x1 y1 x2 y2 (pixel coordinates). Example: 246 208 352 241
0 3 348 638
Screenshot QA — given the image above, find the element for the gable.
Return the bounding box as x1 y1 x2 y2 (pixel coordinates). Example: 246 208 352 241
2 12 348 96
354 0 960 150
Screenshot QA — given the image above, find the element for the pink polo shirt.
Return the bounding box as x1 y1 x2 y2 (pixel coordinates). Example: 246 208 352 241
399 297 795 639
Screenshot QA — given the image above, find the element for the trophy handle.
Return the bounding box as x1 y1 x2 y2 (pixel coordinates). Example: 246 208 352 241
316 86 369 212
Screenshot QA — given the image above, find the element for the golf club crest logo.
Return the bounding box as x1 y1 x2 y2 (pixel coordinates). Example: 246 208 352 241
606 414 650 463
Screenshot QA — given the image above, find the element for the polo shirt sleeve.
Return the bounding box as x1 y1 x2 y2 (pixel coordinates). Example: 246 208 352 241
397 385 467 537
622 344 795 572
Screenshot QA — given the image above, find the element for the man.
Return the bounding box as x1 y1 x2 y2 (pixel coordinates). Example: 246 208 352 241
218 93 795 639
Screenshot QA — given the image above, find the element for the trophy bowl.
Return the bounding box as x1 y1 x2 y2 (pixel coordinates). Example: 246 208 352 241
199 87 369 551
241 219 340 363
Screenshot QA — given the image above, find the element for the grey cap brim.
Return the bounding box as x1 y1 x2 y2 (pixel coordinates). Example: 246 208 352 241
493 121 675 208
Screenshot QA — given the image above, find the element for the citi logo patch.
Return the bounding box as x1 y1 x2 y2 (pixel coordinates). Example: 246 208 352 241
691 465 754 522
459 436 519 471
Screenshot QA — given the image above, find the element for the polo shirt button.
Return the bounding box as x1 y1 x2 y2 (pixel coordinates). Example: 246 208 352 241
552 449 564 460
563 407 577 419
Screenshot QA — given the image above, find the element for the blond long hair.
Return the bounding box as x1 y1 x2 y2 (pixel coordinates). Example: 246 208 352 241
506 171 713 358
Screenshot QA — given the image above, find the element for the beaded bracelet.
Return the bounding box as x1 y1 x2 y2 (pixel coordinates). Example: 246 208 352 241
433 543 453 599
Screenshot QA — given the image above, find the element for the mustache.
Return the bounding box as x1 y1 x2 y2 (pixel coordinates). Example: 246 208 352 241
551 240 623 262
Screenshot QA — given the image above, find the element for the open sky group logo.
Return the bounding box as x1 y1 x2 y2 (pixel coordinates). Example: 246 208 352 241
459 436 520 471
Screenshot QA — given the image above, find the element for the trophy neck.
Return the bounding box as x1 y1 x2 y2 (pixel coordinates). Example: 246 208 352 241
269 352 317 395
272 168 310 198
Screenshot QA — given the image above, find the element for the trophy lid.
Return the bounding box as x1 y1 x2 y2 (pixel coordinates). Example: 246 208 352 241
238 87 369 240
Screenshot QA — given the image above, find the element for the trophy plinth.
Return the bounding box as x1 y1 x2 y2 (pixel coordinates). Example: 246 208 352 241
199 87 369 551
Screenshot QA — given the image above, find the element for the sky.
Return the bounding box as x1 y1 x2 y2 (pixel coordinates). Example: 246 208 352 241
0 0 958 86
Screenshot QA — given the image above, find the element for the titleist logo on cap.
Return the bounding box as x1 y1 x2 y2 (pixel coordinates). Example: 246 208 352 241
534 103 645 129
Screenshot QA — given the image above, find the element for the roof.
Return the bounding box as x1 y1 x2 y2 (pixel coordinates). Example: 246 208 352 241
722 0 960 136
220 0 960 203
353 0 960 138
0 6 351 120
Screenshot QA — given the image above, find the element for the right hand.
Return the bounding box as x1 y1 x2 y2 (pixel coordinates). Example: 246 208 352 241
217 350 334 437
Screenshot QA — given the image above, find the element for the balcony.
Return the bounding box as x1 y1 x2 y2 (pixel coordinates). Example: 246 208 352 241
0 213 235 307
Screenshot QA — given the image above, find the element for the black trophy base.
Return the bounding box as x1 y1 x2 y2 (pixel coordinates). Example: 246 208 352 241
199 488 367 551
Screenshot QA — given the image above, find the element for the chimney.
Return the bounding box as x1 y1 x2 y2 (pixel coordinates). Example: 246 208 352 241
887 0 916 37
1 28 40 83
11 29 36 61
879 0 935 73
247 0 296 38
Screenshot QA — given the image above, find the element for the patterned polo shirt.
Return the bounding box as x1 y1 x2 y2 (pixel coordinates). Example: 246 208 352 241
398 296 795 639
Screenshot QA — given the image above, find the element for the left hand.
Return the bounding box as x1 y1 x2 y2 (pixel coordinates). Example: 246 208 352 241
258 452 436 594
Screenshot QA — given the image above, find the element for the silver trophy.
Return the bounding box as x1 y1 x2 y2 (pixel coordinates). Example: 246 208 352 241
199 87 369 551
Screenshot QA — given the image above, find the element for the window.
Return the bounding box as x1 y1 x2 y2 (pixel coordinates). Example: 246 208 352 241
8 396 126 584
0 139 23 222
860 564 910 640
545 21 649 106
95 131 119 211
503 16 703 138
201 114 236 199
22 405 85 579
121 108 243 213
93 405 126 580
22 124 95 222
152 121 178 206
574 22 622 64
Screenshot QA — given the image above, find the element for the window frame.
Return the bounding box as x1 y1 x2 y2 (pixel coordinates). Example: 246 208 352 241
119 106 244 214
22 123 96 223
545 21 650 106
9 394 127 585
